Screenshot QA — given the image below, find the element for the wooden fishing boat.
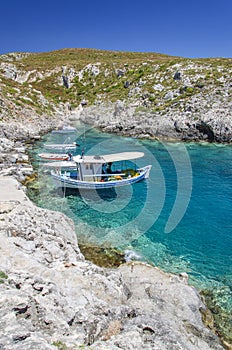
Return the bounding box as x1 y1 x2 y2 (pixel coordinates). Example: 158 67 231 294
51 126 76 134
43 160 77 169
44 142 79 151
47 152 151 190
38 153 70 161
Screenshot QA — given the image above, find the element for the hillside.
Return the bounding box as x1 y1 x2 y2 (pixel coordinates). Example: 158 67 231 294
0 48 232 142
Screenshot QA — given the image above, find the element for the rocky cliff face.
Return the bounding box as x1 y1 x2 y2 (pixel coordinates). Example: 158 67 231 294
0 49 232 142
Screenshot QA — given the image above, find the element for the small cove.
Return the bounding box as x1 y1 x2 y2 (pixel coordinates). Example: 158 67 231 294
27 122 232 342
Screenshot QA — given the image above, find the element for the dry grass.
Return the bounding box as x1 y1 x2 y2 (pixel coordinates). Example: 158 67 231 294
102 320 122 341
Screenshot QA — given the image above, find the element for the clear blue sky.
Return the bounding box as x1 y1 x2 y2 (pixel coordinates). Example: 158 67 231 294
1 0 231 58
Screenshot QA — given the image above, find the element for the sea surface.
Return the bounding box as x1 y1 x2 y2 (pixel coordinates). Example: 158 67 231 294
28 122 232 338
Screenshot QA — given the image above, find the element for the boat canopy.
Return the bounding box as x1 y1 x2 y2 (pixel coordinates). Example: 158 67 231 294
73 152 144 164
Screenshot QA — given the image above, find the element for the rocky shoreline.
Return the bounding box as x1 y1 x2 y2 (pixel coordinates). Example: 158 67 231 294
0 115 229 349
77 100 232 143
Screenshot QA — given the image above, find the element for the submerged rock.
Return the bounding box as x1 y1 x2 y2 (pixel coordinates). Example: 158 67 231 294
79 243 126 267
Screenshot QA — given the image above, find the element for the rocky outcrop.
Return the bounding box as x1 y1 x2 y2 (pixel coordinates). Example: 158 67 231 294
78 99 232 143
0 111 69 182
0 177 225 350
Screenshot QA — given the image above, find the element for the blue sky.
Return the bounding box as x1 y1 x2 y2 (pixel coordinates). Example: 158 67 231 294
1 0 231 58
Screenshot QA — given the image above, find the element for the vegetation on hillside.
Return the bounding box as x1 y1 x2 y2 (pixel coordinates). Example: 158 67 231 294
0 48 232 119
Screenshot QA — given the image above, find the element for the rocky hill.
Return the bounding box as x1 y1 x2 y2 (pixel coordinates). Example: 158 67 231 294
0 49 232 142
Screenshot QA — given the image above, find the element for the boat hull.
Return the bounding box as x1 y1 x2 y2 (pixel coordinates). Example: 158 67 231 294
51 126 76 134
51 165 151 190
39 153 69 161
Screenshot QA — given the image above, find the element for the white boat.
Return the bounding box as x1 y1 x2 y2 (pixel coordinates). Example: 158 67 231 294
51 126 76 134
49 152 152 190
38 153 70 161
44 142 79 151
43 160 77 170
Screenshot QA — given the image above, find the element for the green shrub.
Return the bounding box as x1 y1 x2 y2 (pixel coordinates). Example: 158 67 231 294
0 271 8 284
52 341 68 350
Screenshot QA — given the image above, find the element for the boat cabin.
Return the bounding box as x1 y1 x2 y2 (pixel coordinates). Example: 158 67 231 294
73 152 144 182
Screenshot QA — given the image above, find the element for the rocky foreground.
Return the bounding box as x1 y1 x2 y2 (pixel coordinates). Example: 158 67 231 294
0 177 225 350
0 115 228 349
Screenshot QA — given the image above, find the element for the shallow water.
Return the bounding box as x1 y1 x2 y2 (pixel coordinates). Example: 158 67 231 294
28 122 232 339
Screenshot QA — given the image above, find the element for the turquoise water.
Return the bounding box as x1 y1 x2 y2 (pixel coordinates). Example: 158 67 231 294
28 123 232 335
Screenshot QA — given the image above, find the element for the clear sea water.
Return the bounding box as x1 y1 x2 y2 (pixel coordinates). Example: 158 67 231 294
28 122 232 337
